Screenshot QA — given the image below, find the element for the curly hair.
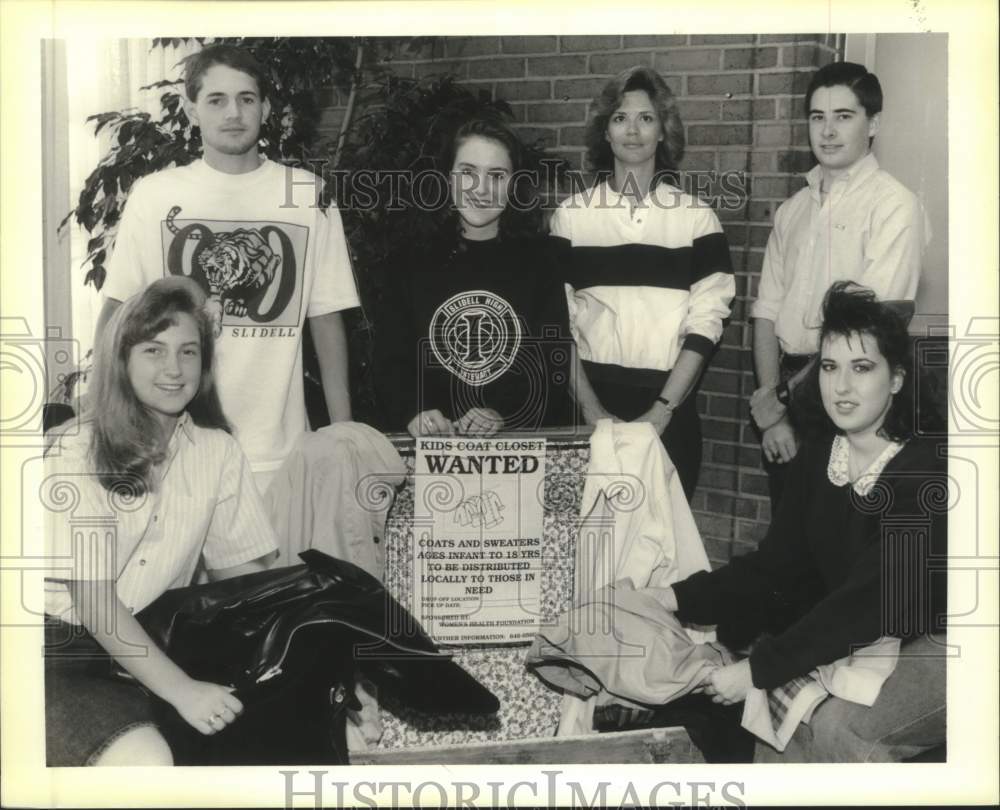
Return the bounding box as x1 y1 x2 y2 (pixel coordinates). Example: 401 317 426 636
793 281 944 442
584 66 685 174
88 277 230 493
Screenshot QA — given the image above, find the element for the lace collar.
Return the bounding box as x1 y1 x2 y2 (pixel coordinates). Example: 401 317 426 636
827 434 905 496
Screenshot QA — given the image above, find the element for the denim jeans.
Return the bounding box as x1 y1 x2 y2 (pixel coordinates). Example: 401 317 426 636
44 618 158 766
753 633 947 763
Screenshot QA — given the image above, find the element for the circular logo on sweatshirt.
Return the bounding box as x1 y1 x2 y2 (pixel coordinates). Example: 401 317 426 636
429 290 522 386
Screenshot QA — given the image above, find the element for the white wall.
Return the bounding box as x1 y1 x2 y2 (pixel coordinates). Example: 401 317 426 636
45 38 199 372
846 33 950 334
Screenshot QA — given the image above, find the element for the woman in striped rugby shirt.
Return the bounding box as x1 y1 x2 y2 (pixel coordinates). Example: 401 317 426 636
43 277 277 766
550 66 736 500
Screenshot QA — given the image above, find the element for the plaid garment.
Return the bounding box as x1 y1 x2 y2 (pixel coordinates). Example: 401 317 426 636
767 675 823 726
742 673 831 752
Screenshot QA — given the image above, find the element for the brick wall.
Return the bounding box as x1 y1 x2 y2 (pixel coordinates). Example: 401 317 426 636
320 34 842 566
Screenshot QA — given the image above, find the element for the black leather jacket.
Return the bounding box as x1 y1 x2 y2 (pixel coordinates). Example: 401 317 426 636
132 549 498 764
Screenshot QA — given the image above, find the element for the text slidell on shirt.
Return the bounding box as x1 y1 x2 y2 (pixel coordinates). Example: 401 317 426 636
229 326 299 338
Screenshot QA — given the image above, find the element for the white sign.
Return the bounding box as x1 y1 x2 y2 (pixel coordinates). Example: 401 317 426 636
413 437 546 644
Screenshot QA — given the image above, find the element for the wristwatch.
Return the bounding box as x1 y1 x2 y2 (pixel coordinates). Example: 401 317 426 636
655 396 675 415
775 380 791 406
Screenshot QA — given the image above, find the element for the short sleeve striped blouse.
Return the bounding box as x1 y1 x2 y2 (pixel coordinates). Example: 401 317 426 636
44 413 278 624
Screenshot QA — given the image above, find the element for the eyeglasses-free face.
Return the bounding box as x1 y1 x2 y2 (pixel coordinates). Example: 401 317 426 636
185 64 271 170
127 312 203 432
450 135 514 241
808 84 880 180
819 330 903 438
605 89 664 172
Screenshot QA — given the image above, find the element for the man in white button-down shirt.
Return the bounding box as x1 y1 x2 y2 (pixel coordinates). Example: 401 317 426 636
749 61 929 507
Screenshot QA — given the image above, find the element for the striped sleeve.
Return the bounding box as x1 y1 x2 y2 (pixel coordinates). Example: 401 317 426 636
44 427 120 583
681 207 735 357
201 434 279 570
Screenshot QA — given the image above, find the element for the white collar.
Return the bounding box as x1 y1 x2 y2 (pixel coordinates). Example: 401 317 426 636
172 410 195 443
827 434 905 496
806 152 880 199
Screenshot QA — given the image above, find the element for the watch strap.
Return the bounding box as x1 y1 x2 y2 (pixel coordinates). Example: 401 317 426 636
776 381 791 406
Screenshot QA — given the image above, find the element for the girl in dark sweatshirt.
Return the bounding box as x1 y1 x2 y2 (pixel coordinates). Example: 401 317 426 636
373 116 574 436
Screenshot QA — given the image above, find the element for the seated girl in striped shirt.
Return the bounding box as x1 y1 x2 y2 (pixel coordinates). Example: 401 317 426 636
43 276 277 766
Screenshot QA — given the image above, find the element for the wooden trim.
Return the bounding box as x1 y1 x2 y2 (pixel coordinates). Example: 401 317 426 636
352 725 701 765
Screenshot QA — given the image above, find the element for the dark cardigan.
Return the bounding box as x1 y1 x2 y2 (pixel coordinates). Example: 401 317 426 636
673 435 948 689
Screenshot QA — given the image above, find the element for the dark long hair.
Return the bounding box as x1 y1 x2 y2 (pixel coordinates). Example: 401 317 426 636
794 281 944 442
438 115 543 251
585 66 685 175
88 277 230 493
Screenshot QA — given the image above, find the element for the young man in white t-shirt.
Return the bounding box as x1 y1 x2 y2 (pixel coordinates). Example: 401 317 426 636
95 45 360 493
749 61 928 506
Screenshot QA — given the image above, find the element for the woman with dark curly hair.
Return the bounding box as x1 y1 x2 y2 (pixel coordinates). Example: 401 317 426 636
654 281 947 762
374 115 574 436
550 66 735 499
